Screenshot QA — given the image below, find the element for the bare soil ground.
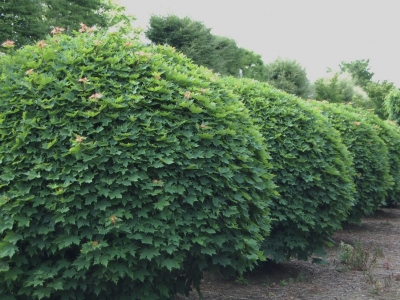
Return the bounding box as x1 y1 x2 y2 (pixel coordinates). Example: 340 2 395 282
176 205 400 300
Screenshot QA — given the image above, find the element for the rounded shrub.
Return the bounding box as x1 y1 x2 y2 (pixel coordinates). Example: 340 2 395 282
337 105 400 206
222 77 355 261
310 101 392 222
0 29 276 299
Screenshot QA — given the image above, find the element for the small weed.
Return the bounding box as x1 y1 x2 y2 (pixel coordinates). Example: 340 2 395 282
262 276 273 287
364 270 375 285
384 273 394 288
374 280 382 294
296 270 306 282
373 244 384 258
280 279 287 286
369 279 382 295
334 264 348 272
338 241 354 263
370 287 379 295
337 241 378 271
209 272 215 281
235 275 249 286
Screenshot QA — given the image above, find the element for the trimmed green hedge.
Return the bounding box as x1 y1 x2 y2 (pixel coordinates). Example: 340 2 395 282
0 30 276 299
309 101 392 222
381 120 400 205
335 105 400 206
223 77 355 261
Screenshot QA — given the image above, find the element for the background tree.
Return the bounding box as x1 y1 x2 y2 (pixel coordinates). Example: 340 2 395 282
0 0 123 48
238 48 268 81
0 0 47 47
145 14 268 80
384 88 400 124
264 58 311 98
339 59 374 88
314 72 374 110
365 80 395 119
145 14 212 50
338 59 394 119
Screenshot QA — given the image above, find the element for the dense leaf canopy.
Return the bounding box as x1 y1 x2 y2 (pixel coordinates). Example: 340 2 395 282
0 29 276 299
309 101 392 223
223 77 355 261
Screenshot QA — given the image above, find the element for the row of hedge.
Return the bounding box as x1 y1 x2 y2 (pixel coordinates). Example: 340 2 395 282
0 29 399 299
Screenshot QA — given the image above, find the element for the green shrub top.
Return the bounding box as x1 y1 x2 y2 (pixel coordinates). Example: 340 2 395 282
223 77 355 261
0 29 276 299
309 101 392 222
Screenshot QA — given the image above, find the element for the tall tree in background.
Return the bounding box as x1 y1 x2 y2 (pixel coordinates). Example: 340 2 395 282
0 0 47 47
338 59 394 119
145 15 216 71
0 0 121 48
145 14 268 80
43 0 113 31
264 58 311 99
339 59 374 88
384 88 400 123
365 80 395 119
314 72 374 110
238 48 268 81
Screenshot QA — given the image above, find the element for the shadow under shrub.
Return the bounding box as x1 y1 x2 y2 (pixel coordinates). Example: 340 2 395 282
223 77 355 262
309 101 392 223
0 30 276 299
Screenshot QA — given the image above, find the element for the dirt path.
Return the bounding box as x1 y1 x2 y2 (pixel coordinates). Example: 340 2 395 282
176 205 400 299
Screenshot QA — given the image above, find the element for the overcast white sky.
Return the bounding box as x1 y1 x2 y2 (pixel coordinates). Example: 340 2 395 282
117 0 400 86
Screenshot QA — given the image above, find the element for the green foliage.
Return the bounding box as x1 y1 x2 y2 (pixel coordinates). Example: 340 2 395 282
343 106 400 206
0 0 127 48
236 48 268 81
323 59 394 119
264 58 311 99
338 241 354 263
339 59 374 88
314 72 374 110
146 15 212 52
337 241 381 272
0 29 276 299
145 15 268 80
384 88 400 124
309 102 392 223
223 77 355 262
364 80 394 119
0 0 48 47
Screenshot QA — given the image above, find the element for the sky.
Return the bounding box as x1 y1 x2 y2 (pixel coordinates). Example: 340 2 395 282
117 0 400 86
